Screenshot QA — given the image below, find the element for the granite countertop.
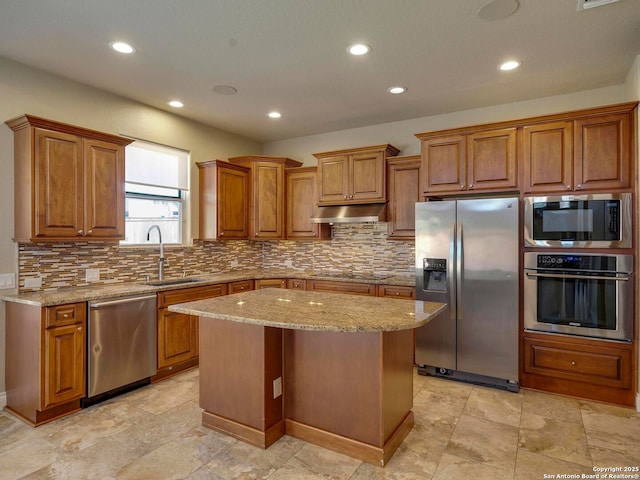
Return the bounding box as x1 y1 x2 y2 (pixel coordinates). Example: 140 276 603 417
0 269 416 307
169 288 445 332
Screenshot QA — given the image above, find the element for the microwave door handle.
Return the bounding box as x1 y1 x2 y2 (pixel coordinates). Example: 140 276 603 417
525 272 631 281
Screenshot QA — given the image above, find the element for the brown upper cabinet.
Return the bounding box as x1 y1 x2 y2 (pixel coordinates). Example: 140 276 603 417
522 109 633 193
229 156 302 240
6 115 132 242
313 144 400 205
286 167 331 240
386 155 421 239
197 160 250 240
417 128 517 196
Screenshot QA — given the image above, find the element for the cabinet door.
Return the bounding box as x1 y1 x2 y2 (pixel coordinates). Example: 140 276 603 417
286 169 329 239
387 157 420 239
34 128 84 238
467 128 517 192
574 113 631 191
229 279 254 294
218 165 249 239
157 309 198 368
350 151 385 202
317 155 349 203
306 280 376 296
84 139 125 239
253 161 285 239
377 284 415 299
522 121 573 194
421 135 466 195
43 323 85 408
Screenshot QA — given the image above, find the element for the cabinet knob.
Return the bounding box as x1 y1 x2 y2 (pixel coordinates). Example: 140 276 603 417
313 232 317 237
240 286 244 290
77 327 82 332
86 230 93 235
350 194 353 199
469 184 473 188
78 229 83 235
566 185 571 190
571 360 576 366
460 184 465 189
63 313 69 318
343 195 347 199
576 184 582 189
220 232 224 236
255 233 258 237
395 292 399 296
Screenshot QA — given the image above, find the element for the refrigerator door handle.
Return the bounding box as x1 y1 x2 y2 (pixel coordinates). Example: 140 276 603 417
449 222 456 319
456 221 463 321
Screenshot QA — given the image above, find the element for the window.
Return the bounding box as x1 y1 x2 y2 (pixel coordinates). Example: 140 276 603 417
121 140 190 245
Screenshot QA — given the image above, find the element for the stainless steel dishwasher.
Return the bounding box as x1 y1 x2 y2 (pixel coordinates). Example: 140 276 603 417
85 294 157 405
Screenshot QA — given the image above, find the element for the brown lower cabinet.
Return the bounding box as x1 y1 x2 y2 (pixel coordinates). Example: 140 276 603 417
153 284 228 381
5 302 86 426
306 279 376 296
229 279 255 294
521 332 635 406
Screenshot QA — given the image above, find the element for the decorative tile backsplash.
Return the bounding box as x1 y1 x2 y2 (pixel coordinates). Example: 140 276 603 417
18 223 415 291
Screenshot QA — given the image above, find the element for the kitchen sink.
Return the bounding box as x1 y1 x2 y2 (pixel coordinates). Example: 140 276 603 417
145 278 204 286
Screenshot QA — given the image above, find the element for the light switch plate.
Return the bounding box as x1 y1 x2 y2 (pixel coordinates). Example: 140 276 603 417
86 268 100 282
273 377 282 399
0 273 16 289
24 277 42 289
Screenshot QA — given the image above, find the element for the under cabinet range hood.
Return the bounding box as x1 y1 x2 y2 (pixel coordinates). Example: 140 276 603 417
310 203 387 223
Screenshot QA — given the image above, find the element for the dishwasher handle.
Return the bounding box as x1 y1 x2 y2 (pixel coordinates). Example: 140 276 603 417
89 294 157 309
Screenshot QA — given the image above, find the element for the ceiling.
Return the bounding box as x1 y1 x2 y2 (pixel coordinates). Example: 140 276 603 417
0 0 639 143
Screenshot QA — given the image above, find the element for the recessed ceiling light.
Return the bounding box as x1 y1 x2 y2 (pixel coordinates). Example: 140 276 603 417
110 41 136 54
168 100 184 108
347 43 371 56
478 0 519 21
268 111 282 119
212 85 238 95
499 60 521 71
387 86 407 94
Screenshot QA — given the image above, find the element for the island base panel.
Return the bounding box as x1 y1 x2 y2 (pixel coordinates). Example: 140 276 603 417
285 411 414 467
202 411 285 449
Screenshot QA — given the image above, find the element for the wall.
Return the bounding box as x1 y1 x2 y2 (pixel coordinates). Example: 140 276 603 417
0 56 262 399
263 85 626 164
623 54 640 410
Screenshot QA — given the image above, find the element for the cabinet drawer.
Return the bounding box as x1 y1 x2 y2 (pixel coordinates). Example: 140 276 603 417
255 279 287 289
306 280 376 296
377 285 415 299
46 303 86 328
523 337 631 389
158 284 228 307
287 278 306 290
229 279 254 294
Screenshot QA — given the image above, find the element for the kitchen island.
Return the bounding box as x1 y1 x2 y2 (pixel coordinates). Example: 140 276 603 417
169 288 445 467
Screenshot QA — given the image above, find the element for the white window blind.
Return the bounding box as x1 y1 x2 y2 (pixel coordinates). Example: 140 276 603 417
126 140 189 190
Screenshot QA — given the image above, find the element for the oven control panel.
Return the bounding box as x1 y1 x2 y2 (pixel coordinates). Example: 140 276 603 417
536 254 616 271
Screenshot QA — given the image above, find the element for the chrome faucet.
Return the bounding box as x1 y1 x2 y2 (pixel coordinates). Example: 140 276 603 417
146 225 164 280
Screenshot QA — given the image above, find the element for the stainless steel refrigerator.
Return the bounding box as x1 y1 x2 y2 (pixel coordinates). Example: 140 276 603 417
415 197 519 391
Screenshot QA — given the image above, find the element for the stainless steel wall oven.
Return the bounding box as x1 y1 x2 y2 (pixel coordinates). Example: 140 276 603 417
524 252 633 342
524 193 632 248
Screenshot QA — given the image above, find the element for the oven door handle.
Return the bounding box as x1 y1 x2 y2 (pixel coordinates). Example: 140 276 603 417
525 272 631 281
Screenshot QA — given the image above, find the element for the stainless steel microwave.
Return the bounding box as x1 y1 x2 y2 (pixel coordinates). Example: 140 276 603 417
524 193 632 248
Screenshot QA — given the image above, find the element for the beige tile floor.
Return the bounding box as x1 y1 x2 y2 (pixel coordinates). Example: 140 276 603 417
1 368 639 480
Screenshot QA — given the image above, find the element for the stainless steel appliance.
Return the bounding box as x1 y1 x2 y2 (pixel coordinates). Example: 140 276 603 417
85 294 157 405
524 252 633 342
415 198 519 391
524 193 631 248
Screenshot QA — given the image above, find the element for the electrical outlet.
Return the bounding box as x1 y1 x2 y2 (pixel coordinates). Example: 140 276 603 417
86 268 100 282
24 277 42 289
273 377 282 399
0 273 16 289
